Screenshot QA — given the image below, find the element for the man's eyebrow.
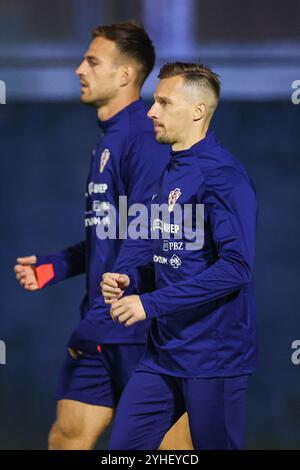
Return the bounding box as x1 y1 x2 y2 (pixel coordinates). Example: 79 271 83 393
85 55 100 62
154 94 172 103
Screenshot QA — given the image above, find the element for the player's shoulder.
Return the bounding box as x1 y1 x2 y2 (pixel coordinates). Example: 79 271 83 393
197 132 255 190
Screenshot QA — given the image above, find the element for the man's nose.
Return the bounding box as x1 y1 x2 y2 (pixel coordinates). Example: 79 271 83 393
147 104 156 119
75 60 86 76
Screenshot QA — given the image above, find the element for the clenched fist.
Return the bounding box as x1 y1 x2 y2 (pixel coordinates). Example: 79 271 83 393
14 255 39 291
100 272 130 304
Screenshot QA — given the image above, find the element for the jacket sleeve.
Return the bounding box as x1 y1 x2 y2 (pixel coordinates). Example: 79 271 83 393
113 261 155 296
140 166 258 319
67 259 156 354
35 241 86 288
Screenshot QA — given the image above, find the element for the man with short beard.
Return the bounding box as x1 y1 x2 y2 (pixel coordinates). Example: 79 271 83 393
102 62 258 450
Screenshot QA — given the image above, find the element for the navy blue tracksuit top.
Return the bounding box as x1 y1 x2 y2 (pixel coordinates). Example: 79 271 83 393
127 130 258 377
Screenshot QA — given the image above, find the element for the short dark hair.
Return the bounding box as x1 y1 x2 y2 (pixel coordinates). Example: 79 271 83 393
92 21 155 87
158 62 221 101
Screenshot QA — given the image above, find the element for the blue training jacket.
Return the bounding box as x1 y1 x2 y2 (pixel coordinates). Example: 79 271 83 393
35 99 169 348
126 130 258 377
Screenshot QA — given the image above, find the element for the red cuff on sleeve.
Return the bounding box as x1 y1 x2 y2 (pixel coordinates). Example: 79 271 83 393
36 264 55 288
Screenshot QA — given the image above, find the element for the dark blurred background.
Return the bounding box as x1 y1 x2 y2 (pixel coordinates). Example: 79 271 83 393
0 0 300 449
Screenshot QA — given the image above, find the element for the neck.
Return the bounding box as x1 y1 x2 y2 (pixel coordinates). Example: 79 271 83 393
97 89 140 121
172 121 209 152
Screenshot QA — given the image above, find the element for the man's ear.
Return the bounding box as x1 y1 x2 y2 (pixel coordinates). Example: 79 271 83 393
120 64 135 87
192 103 206 121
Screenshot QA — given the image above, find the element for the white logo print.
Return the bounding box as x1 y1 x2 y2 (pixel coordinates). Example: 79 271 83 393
153 254 168 265
163 241 184 251
93 200 110 212
88 182 108 195
152 219 180 234
152 193 157 200
169 254 182 269
100 148 110 173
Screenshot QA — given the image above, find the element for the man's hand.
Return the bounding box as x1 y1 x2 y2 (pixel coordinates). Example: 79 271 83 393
110 295 146 327
14 255 39 291
100 272 130 304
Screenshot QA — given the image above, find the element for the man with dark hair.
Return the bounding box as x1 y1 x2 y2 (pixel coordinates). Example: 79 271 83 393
91 22 155 87
102 62 258 450
14 26 192 450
